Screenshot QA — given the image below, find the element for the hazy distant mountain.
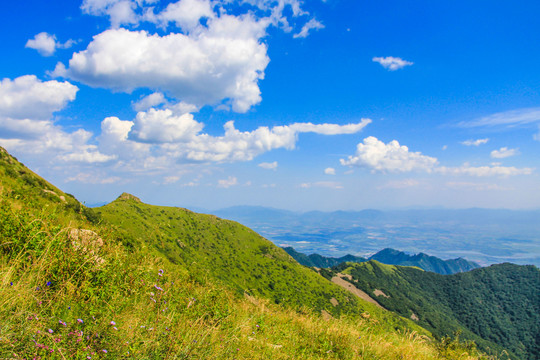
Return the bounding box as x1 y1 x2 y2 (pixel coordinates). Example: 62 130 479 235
284 246 479 275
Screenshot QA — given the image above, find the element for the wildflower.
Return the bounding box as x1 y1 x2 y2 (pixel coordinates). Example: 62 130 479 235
48 329 53 334
154 285 163 291
77 319 84 324
102 349 108 353
46 282 51 286
110 321 116 326
59 320 67 326
113 327 118 331
10 282 13 286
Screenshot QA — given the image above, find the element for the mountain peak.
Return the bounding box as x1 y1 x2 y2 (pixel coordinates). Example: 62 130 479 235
116 192 142 203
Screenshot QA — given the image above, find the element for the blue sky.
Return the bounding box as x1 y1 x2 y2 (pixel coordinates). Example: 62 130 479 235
1 0 540 211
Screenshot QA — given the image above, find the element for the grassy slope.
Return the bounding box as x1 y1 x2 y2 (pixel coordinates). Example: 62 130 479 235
333 260 539 360
96 195 416 327
0 147 487 359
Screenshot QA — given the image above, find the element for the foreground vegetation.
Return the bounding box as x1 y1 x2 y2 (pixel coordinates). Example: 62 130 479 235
0 147 494 359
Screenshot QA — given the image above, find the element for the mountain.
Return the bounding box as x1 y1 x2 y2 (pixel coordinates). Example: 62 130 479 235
283 246 479 275
329 260 540 360
369 248 480 274
283 246 366 268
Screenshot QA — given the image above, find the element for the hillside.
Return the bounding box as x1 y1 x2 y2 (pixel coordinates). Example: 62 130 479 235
0 146 486 359
330 260 540 360
284 246 479 275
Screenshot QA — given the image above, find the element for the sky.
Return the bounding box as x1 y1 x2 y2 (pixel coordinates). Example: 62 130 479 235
1 0 540 211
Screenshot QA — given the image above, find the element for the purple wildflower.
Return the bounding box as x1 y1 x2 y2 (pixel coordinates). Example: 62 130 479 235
110 321 116 326
102 349 108 353
46 282 51 286
48 329 53 334
77 319 84 324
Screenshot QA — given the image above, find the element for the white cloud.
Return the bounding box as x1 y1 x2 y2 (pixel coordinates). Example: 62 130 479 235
436 164 533 177
58 22 269 112
25 32 75 56
461 138 489 146
258 161 278 170
324 167 335 175
130 109 203 143
293 18 324 38
158 117 370 163
372 56 413 71
25 32 57 56
152 0 214 32
0 75 78 120
132 92 166 111
81 0 141 27
218 176 238 188
340 136 533 177
340 136 438 172
491 147 519 159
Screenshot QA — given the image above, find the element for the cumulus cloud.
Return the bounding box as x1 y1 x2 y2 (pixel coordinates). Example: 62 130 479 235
0 75 78 120
130 109 203 143
372 56 413 71
340 136 438 172
57 22 269 112
151 0 214 32
25 32 75 56
258 161 278 170
490 147 519 159
324 167 335 175
217 176 238 188
132 92 166 111
461 138 489 146
294 19 324 38
340 136 533 177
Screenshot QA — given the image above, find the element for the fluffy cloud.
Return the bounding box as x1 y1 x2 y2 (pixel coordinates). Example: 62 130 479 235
0 76 105 161
340 136 533 177
372 56 413 71
324 167 335 175
0 75 78 120
132 92 166 111
258 161 278 170
461 138 489 146
25 32 75 56
130 109 203 143
491 147 519 159
340 136 438 172
58 21 269 112
151 0 214 32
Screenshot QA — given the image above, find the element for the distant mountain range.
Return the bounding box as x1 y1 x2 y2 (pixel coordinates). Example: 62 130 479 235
212 205 540 267
283 246 480 275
